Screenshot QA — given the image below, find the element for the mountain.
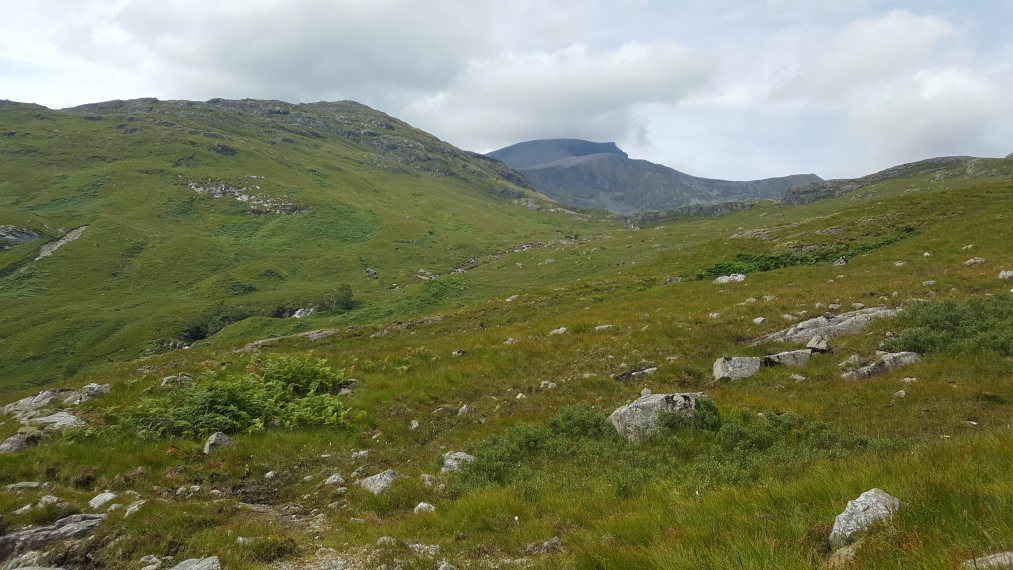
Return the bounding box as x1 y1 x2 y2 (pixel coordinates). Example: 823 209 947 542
0 98 615 390
488 138 821 214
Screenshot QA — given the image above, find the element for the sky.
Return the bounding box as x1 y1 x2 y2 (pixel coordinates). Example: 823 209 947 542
2 0 1012 180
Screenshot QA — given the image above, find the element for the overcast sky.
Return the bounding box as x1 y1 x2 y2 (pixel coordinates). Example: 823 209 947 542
2 1 1011 179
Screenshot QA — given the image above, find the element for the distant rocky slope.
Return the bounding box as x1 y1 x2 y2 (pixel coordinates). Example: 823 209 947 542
488 139 821 214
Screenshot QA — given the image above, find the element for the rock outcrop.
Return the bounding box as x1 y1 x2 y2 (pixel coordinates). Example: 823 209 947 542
441 451 475 473
713 357 761 381
841 352 921 380
203 432 233 455
754 307 899 345
608 393 709 442
0 513 106 559
358 470 402 495
964 552 1013 568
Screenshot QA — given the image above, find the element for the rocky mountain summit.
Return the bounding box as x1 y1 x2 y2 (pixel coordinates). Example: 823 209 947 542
488 138 821 214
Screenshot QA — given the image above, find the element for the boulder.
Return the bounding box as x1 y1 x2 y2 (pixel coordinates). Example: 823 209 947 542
964 552 1013 568
1 389 76 417
414 502 436 513
88 491 117 510
999 270 1013 282
608 393 709 442
323 474 346 486
166 557 221 570
523 536 563 555
764 349 811 367
0 430 42 454
752 317 768 325
62 383 112 405
357 470 402 495
441 451 475 473
24 411 86 430
547 327 567 336
202 432 233 455
713 274 746 284
713 357 761 381
0 514 106 558
965 257 986 266
829 488 900 549
842 352 921 380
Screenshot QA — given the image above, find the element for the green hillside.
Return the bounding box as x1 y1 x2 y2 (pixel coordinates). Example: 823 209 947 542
0 98 617 390
2 99 1013 570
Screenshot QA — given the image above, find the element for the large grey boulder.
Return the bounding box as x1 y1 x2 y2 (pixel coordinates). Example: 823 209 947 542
203 432 233 455
754 307 899 345
842 352 921 380
0 430 42 454
358 470 402 495
167 557 221 570
829 488 900 549
764 349 811 367
61 383 111 405
24 411 86 430
964 552 1013 568
441 451 475 473
608 393 709 442
713 357 761 381
0 513 106 558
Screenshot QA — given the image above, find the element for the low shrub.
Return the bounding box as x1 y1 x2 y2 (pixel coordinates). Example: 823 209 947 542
882 295 1013 355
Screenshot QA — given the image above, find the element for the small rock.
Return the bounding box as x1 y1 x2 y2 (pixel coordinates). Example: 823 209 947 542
437 563 458 570
713 274 746 284
348 517 365 524
762 295 777 302
264 471 277 479
441 451 475 473
357 470 401 495
504 338 517 345
764 349 811 367
851 302 865 309
834 256 848 266
782 314 798 321
457 404 470 416
965 257 986 265
452 350 467 357
999 270 1013 282
167 557 221 570
540 380 557 389
894 261 905 267
323 474 346 486
901 377 918 383
752 317 768 325
236 536 256 545
923 280 936 286
828 303 842 310
303 476 314 482
523 536 563 555
89 491 118 510
351 450 369 461
829 488 901 549
894 390 906 398
806 334 831 353
377 536 398 546
595 324 614 331
125 500 147 517
202 432 232 455
410 420 420 431
713 357 761 381
789 374 808 382
516 393 527 400
708 312 722 319
414 502 436 513
547 326 567 336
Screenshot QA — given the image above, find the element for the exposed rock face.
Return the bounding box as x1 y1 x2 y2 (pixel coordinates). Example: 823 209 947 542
842 352 921 380
0 430 42 454
764 349 811 367
35 226 88 261
806 334 831 353
441 451 476 473
754 307 899 345
0 225 42 247
358 470 402 495
829 488 900 549
488 139 820 214
0 513 106 559
713 357 762 381
166 557 221 570
60 383 112 405
608 393 709 442
203 432 233 455
1 389 77 416
964 552 1013 568
24 412 86 430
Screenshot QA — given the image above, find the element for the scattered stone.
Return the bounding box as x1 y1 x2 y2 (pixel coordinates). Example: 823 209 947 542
894 390 906 398
437 563 458 570
540 381 557 389
323 474 346 486
408 543 440 558
713 274 746 284
806 334 831 353
595 324 614 331
357 470 401 495
753 317 768 325
963 552 1013 569
708 312 722 319
0 513 107 556
782 314 798 321
962 244 975 250
348 517 365 524
160 373 195 387
999 270 1013 282
834 256 848 266
894 261 905 267
842 352 921 380
713 357 762 381
202 432 232 455
88 491 117 510
547 327 567 336
414 502 436 513
452 350 467 357
351 450 369 461
608 393 709 442
965 257 986 265
901 377 918 383
457 404 470 416
516 393 527 400
762 295 777 302
410 420 420 431
264 471 277 479
504 337 517 345
302 476 314 482
612 367 658 382
166 557 220 570
764 350 811 367
124 500 147 517
789 373 808 382
829 488 901 549
6 481 44 491
441 451 476 473
522 536 563 555
828 303 842 311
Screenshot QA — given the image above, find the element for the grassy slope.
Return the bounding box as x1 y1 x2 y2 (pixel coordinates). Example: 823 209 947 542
0 99 618 390
2 103 1013 568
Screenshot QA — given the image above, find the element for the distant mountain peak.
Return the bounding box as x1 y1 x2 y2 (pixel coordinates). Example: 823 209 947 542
488 139 628 170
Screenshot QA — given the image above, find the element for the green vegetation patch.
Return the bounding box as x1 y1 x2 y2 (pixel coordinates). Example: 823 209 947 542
883 296 1013 356
694 226 914 279
112 354 354 439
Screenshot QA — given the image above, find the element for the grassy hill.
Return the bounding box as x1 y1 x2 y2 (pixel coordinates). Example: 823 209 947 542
2 99 1013 569
0 98 619 391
